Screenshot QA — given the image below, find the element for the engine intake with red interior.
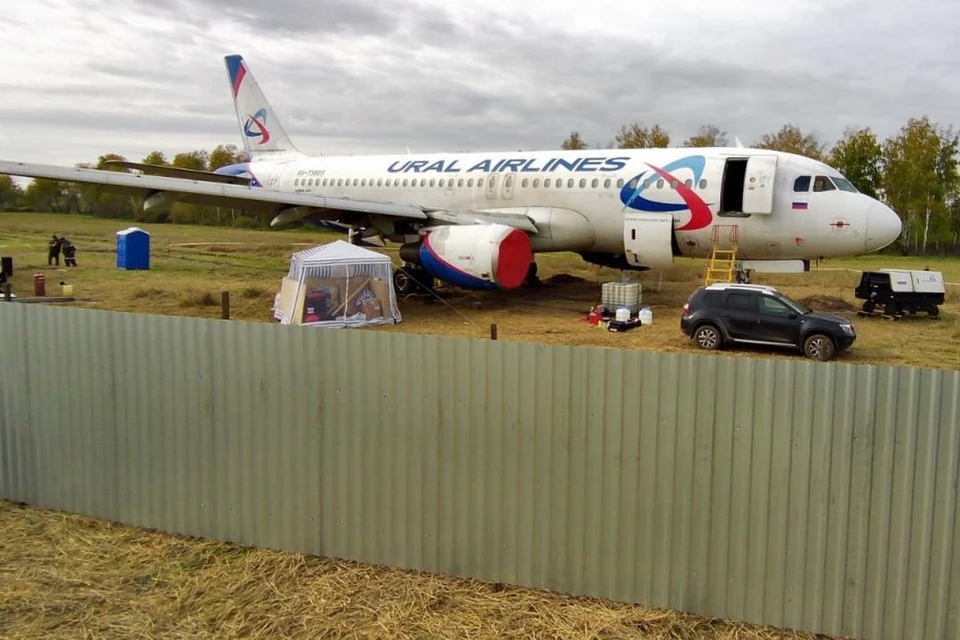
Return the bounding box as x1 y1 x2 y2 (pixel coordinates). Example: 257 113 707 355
400 224 533 290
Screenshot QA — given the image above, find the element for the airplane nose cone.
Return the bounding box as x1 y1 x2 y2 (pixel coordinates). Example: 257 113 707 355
865 201 902 252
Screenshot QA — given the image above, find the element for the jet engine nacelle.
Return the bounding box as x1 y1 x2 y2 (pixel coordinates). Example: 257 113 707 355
400 224 533 290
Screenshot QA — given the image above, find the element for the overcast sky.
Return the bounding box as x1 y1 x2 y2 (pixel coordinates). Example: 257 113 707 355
1 0 958 167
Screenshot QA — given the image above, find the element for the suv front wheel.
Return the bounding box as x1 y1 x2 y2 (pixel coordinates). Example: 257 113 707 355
802 333 836 361
693 324 723 350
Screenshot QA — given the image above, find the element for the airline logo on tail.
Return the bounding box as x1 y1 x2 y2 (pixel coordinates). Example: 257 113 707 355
619 155 713 231
226 54 271 146
243 108 270 145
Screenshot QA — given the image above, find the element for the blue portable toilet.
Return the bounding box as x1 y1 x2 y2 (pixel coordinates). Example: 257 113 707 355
116 227 150 270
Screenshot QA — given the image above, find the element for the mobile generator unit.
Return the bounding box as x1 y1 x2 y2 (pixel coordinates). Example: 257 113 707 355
854 269 945 318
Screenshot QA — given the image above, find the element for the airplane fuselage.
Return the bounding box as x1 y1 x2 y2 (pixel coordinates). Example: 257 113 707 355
227 145 901 267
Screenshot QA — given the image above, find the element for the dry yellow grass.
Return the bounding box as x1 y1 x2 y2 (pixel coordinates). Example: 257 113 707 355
0 500 840 640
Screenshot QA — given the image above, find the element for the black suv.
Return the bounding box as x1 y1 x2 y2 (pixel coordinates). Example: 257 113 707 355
680 284 856 361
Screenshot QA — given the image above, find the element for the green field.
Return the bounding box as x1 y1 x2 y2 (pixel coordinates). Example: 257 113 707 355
2 211 957 370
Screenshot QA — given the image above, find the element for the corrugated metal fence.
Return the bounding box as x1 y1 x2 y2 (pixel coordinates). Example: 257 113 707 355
1 303 957 640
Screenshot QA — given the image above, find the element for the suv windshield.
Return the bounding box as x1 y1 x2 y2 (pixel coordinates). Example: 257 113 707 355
777 293 809 314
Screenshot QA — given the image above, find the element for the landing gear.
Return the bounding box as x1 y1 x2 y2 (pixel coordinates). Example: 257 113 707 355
394 264 435 295
524 261 540 287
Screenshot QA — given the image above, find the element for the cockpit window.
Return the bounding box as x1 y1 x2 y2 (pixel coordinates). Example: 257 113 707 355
813 175 836 192
832 177 858 193
793 176 811 192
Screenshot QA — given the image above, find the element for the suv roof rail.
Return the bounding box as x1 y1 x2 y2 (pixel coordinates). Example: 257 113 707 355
703 283 780 293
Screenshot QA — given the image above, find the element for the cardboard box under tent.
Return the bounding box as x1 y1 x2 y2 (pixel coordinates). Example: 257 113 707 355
273 240 402 327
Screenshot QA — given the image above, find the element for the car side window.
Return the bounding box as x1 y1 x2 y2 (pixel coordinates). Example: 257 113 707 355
702 291 721 306
759 296 792 316
725 292 755 311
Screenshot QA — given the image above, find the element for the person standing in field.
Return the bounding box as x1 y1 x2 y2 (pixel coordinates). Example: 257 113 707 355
48 235 62 266
62 238 77 267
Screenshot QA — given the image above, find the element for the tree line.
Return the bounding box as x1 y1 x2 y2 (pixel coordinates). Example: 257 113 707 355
1 116 957 255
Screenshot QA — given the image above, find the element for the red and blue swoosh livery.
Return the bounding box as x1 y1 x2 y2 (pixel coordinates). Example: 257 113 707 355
225 55 271 146
619 155 713 231
242 108 270 145
213 162 263 187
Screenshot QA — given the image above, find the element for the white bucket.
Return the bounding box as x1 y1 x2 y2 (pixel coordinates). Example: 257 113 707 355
615 307 630 322
638 307 653 325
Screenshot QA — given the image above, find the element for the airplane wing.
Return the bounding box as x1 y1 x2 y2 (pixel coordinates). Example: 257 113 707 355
0 160 539 232
100 160 253 186
0 159 427 222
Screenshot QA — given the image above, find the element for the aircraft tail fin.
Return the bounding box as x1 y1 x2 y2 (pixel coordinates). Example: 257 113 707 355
224 54 304 161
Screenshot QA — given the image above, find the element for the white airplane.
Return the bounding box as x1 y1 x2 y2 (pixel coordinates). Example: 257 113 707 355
0 54 902 293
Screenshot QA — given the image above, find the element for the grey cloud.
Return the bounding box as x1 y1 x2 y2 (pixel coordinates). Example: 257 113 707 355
250 11 894 153
123 0 430 38
4 0 960 167
0 107 234 139
219 0 397 37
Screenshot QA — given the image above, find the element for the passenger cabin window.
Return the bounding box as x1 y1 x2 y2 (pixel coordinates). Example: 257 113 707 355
813 176 836 192
794 176 810 191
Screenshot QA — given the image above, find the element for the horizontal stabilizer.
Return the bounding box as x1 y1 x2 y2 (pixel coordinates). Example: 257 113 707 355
101 160 253 186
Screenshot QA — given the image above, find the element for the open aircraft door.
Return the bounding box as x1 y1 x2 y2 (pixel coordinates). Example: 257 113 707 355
742 155 778 214
623 211 675 269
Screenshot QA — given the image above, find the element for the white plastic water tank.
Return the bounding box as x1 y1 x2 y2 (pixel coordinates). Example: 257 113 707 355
638 307 653 325
601 282 615 306
601 282 642 312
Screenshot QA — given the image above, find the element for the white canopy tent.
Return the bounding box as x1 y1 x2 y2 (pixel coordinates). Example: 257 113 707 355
273 240 402 327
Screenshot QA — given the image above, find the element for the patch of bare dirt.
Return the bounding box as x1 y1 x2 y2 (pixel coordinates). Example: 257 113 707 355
799 295 859 313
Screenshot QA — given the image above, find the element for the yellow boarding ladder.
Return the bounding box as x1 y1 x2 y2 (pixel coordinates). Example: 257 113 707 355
704 224 740 285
